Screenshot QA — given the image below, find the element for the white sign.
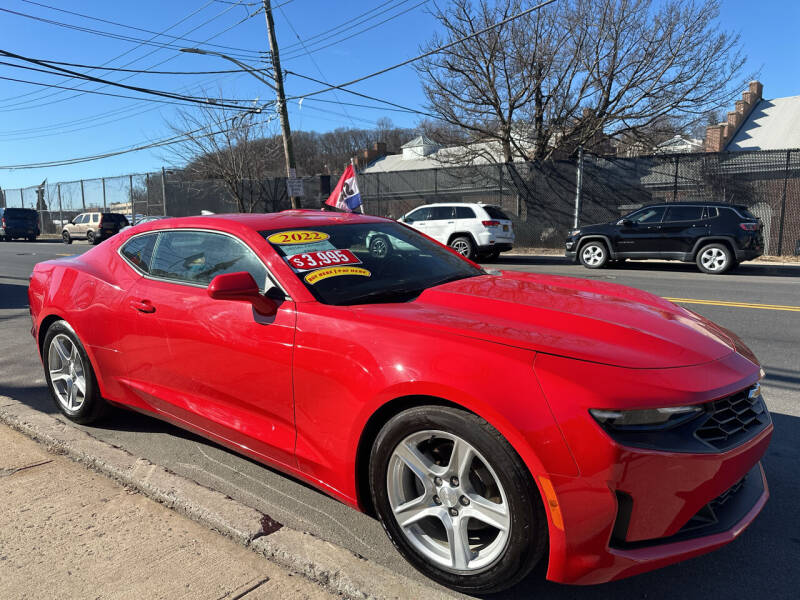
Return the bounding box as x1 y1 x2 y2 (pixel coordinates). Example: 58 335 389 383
286 178 305 197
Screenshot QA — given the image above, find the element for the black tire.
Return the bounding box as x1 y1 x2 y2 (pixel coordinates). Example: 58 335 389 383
578 240 609 269
483 250 501 262
369 406 547 594
369 234 392 259
449 235 476 261
87 230 97 245
696 243 732 274
27 235 36 242
62 231 72 245
42 320 109 424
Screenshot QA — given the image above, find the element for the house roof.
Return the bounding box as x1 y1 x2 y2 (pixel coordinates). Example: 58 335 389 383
401 135 438 148
727 95 800 151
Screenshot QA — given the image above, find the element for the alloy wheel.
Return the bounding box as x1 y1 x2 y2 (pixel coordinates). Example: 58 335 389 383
47 334 87 412
386 430 511 573
700 247 728 272
581 244 605 266
452 240 471 256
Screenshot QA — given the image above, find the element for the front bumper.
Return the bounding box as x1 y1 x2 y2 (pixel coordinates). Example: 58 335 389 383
534 352 772 584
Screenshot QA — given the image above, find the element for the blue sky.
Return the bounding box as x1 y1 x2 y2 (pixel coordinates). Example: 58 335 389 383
0 0 798 191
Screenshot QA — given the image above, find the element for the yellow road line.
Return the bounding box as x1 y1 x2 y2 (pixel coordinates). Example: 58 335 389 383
665 297 800 312
55 253 75 256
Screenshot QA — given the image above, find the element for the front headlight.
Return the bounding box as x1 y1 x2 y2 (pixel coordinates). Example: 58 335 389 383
590 405 703 430
567 228 581 237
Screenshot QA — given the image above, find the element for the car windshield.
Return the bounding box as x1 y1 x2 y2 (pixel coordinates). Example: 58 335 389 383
261 222 483 305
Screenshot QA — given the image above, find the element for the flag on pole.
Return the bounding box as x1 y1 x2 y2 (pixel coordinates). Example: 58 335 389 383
325 164 362 212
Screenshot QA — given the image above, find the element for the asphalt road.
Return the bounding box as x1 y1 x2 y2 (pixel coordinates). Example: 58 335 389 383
1 239 798 599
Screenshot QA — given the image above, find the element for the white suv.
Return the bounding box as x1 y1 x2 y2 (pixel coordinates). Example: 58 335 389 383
399 202 514 260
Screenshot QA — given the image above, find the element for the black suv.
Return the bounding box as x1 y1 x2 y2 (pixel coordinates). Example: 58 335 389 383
565 202 764 274
0 207 40 241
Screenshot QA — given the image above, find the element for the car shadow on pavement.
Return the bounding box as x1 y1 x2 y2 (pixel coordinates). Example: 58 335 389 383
492 256 800 278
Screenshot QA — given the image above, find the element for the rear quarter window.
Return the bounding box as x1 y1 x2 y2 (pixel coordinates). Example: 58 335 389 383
120 233 158 273
482 206 510 220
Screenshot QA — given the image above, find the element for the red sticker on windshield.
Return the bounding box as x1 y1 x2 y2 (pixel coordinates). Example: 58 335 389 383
288 249 362 271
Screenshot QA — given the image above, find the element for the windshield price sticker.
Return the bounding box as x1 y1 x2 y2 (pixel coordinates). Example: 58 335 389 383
289 249 361 271
305 266 371 284
267 230 330 245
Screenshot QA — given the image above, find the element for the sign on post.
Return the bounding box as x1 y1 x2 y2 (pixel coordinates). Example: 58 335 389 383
286 178 305 197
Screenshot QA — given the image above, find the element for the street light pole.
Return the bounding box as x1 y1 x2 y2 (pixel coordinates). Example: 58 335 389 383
180 24 300 209
262 0 299 209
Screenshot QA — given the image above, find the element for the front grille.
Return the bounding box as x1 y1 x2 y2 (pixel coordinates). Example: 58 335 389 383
695 385 769 451
678 475 747 534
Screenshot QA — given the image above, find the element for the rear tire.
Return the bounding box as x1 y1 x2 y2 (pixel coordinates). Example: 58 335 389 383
369 406 547 594
696 243 732 274
42 320 108 424
579 240 609 269
87 230 97 245
62 231 72 245
449 236 475 261
27 235 36 242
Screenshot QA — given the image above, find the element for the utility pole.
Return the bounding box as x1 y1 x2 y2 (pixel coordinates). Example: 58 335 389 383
263 0 299 209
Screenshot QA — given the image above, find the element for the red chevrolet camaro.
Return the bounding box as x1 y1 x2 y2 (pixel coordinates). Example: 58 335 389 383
28 211 772 593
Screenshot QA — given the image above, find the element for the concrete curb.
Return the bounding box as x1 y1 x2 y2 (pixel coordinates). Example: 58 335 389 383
0 396 456 600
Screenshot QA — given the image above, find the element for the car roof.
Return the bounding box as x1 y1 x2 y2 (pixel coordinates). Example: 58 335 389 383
130 210 389 233
639 201 749 210
410 202 492 208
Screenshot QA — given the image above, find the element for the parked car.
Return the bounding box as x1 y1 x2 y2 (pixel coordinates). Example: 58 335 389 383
565 202 764 274
29 212 771 594
61 212 130 245
120 215 172 231
0 207 40 241
399 202 514 260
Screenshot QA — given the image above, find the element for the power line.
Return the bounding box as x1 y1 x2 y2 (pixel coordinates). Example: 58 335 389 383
282 0 430 62
0 50 261 110
290 0 559 99
0 1 260 111
0 7 262 60
0 110 276 170
7 58 250 76
286 70 436 118
20 0 267 58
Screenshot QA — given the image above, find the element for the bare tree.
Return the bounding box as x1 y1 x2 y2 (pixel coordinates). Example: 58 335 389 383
417 0 747 162
167 101 282 212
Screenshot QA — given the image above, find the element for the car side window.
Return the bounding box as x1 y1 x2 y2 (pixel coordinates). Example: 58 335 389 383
149 230 269 290
703 207 719 219
91 213 99 223
454 206 476 219
120 233 158 274
405 208 431 223
663 206 703 222
429 206 454 220
630 207 666 224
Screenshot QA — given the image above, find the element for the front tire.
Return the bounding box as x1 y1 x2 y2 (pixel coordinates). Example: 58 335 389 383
369 406 547 594
43 320 108 424
62 231 72 244
696 243 732 274
579 240 609 269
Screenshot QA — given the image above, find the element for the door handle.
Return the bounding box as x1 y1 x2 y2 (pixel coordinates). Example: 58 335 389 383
129 299 156 313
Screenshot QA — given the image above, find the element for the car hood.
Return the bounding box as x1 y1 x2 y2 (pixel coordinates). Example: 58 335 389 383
356 272 736 369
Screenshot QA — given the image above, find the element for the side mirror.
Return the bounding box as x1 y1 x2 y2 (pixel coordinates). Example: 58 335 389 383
208 271 277 316
618 219 633 227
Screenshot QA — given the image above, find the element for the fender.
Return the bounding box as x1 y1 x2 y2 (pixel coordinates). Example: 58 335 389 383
690 236 738 259
577 234 617 258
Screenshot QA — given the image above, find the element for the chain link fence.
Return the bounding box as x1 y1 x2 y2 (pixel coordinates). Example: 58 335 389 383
2 148 798 255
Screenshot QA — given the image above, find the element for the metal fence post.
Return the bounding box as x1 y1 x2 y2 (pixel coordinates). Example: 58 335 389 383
161 167 168 216
129 174 134 225
80 179 86 211
573 147 584 228
673 155 679 202
20 188 24 209
777 149 791 255
102 178 107 211
57 184 63 231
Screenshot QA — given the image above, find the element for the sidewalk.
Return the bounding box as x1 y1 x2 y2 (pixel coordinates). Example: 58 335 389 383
0 422 336 600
